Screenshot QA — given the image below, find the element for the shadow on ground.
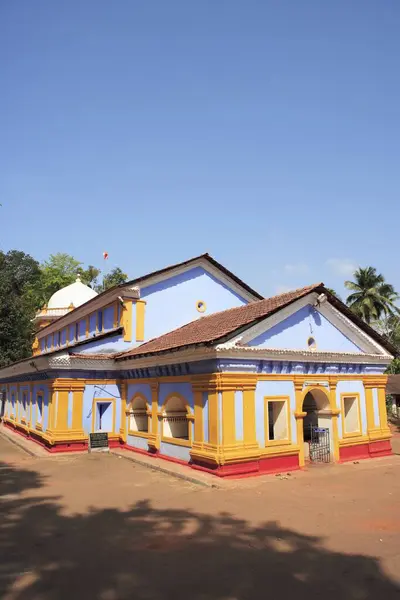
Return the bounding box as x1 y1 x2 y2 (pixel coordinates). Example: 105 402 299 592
0 460 399 600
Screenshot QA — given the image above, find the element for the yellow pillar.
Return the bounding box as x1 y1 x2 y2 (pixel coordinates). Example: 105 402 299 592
208 389 219 446
193 390 204 443
243 386 257 446
56 390 69 430
147 381 160 451
221 390 235 445
329 378 340 462
364 384 377 433
294 379 306 467
123 300 133 342
119 380 127 442
135 300 146 342
28 384 33 428
72 386 85 430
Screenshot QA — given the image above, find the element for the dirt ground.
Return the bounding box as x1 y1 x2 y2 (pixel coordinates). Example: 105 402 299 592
1 435 399 600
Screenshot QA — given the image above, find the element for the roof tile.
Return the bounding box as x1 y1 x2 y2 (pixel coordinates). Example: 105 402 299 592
116 283 322 360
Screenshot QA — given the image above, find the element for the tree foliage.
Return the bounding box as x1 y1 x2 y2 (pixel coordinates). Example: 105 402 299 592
0 250 42 367
345 267 399 324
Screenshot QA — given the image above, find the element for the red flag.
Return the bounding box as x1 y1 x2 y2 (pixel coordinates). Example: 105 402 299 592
103 251 109 260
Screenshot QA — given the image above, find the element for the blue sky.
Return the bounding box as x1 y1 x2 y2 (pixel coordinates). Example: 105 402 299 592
1 1 399 299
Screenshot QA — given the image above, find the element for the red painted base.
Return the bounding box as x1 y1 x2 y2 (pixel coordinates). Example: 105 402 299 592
339 439 392 462
191 453 300 479
3 422 393 478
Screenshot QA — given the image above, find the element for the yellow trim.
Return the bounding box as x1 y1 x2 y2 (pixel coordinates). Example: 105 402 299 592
161 436 191 448
35 422 43 431
264 396 291 447
339 434 369 447
196 300 207 313
119 381 127 442
91 397 116 433
86 316 90 338
135 300 146 342
340 393 362 438
127 430 150 439
123 300 132 342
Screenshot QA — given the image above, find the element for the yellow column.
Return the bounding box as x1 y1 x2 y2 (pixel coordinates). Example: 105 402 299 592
294 379 306 467
135 300 146 342
119 381 127 442
193 390 204 443
147 381 160 451
56 390 69 430
329 378 340 462
364 384 377 433
28 384 33 428
123 300 132 342
208 389 219 446
243 386 257 446
221 390 235 445
72 386 85 430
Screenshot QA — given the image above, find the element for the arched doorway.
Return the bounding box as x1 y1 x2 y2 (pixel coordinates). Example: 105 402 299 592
302 388 332 462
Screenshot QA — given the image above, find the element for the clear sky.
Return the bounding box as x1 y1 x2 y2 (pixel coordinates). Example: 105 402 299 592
1 1 399 299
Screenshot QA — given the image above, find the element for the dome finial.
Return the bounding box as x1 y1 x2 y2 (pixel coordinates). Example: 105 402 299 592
76 272 81 283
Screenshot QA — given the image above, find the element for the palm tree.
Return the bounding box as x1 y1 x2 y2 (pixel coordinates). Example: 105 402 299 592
345 266 399 324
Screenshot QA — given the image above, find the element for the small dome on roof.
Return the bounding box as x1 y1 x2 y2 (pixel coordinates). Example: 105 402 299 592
47 274 98 309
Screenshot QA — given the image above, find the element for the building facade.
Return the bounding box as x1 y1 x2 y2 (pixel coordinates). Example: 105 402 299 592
0 254 395 477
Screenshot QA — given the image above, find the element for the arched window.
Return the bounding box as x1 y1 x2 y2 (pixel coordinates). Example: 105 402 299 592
129 395 149 433
162 395 189 441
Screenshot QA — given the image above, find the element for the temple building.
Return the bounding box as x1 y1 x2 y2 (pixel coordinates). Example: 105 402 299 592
0 253 396 477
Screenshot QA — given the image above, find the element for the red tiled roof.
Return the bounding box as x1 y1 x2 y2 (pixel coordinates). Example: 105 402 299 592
116 283 323 360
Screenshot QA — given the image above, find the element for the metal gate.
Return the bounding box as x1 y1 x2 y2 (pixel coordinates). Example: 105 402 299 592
309 426 330 463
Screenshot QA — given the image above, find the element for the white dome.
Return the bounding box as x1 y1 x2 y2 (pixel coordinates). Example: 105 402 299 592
47 275 98 309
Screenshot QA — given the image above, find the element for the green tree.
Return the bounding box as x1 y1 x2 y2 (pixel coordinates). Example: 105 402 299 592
39 253 82 305
80 265 101 289
97 267 128 292
345 267 399 324
0 250 41 367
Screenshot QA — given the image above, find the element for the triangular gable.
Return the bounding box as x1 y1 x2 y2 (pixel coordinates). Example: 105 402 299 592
137 256 261 303
227 293 391 356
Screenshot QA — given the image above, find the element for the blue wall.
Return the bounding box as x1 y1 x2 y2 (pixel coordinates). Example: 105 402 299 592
160 441 191 462
104 306 114 331
32 383 50 431
127 434 149 451
140 266 248 342
255 380 296 447
248 305 362 353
